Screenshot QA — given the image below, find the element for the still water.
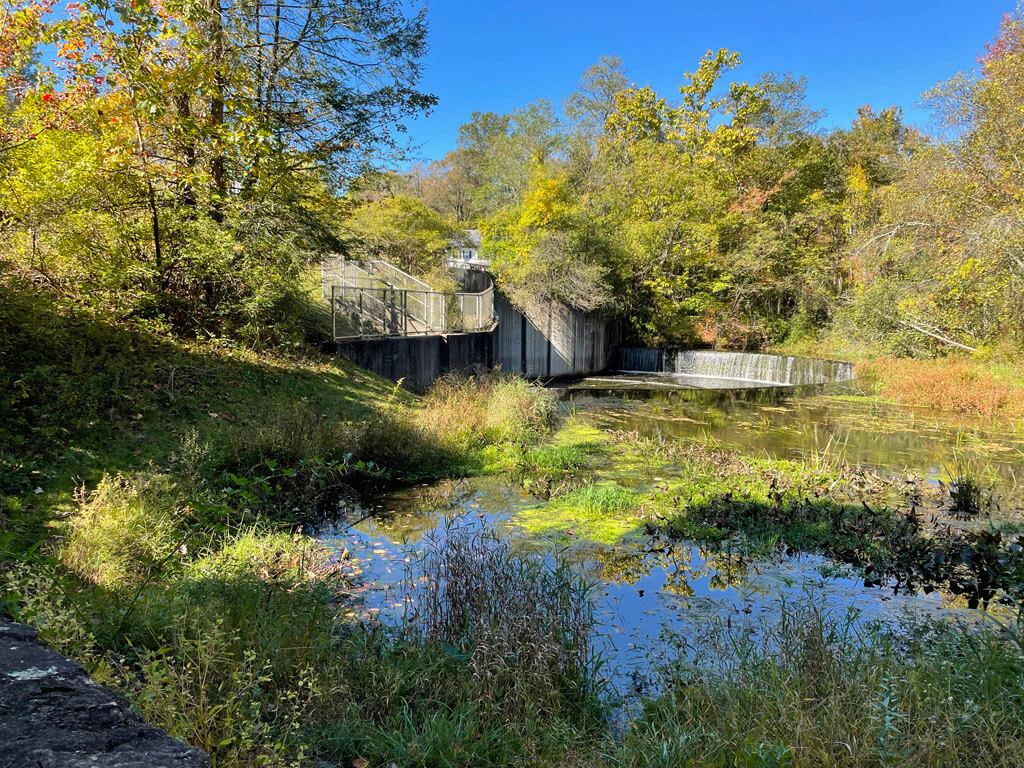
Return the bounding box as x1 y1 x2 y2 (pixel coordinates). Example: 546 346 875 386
318 372 1024 693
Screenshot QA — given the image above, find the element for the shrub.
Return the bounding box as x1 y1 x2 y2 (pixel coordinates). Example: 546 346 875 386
125 619 328 767
61 474 187 590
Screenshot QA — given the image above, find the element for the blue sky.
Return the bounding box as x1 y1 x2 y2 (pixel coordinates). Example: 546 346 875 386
401 0 1013 164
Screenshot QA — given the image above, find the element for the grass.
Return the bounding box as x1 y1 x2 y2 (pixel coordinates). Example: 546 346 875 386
516 482 646 545
619 598 1024 768
1 273 569 766
772 333 1024 420
8 267 1024 767
61 474 189 590
512 420 1024 610
856 356 1024 418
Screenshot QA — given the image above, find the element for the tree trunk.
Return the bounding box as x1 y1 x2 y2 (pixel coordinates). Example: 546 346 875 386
208 0 227 225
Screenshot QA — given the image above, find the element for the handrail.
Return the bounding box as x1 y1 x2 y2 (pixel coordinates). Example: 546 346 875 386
367 259 431 291
322 254 496 340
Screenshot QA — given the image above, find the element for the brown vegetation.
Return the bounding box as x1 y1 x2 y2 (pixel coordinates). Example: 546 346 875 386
856 356 1024 418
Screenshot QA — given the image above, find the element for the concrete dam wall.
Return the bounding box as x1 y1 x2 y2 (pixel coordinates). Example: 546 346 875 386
335 268 617 389
336 329 496 393
613 347 856 386
493 292 618 378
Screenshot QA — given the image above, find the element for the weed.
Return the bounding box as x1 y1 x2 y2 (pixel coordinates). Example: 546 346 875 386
406 523 604 722
564 484 641 516
856 356 1024 418
619 596 1024 768
62 474 189 590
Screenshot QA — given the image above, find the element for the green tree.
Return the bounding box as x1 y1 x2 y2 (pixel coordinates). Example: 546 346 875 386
344 194 461 277
0 0 435 341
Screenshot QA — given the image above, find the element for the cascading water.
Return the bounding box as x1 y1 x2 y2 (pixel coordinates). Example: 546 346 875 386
613 348 855 386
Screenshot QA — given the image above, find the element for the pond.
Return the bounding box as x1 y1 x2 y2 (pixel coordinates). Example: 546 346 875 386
317 365 1024 698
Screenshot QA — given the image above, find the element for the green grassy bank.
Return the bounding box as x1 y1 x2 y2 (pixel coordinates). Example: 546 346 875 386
5 268 1024 768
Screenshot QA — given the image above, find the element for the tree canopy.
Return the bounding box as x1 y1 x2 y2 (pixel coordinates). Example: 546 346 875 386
1 0 434 342
390 10 1024 354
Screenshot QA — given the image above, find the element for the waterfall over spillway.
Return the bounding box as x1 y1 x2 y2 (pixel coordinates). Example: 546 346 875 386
613 348 855 386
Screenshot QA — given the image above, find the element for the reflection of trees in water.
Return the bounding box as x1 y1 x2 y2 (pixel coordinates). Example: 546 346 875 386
592 549 651 585
704 551 747 591
584 394 1024 499
591 544 749 597
660 548 747 597
361 480 465 544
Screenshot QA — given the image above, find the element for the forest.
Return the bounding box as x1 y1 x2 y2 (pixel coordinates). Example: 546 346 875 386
349 21 1024 356
2 2 1023 357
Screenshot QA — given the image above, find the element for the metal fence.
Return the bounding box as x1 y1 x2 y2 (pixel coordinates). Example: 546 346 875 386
322 256 495 339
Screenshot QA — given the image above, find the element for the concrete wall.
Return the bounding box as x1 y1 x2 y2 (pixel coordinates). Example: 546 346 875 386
336 330 494 392
1 618 210 768
337 269 617 388
494 292 618 378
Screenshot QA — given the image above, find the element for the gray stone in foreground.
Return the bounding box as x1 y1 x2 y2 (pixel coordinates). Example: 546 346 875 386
0 618 210 768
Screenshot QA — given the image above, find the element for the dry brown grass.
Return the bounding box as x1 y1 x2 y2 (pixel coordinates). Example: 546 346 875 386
856 356 1024 418
416 372 556 448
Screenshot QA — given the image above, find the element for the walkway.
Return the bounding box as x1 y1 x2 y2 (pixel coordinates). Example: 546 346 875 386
321 256 495 340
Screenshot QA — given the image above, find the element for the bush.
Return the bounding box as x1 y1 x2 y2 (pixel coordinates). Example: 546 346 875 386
61 474 187 590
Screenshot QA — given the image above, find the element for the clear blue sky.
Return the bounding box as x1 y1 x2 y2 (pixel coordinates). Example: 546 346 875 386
402 0 1013 164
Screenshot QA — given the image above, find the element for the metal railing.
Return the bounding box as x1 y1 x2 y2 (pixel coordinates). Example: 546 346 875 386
322 255 496 340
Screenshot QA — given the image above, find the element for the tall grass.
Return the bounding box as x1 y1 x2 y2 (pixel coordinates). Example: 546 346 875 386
618 598 1024 768
564 483 642 516
417 372 556 448
407 523 604 722
856 356 1024 418
226 373 556 485
61 474 189 589
315 524 607 768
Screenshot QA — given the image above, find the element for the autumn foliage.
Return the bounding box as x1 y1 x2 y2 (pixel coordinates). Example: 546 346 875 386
856 357 1024 418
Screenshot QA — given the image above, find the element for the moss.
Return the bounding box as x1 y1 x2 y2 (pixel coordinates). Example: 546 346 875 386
516 482 648 545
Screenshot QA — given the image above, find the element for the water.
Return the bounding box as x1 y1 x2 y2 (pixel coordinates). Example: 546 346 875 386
560 382 1024 502
317 476 956 697
614 348 856 387
316 359 1024 696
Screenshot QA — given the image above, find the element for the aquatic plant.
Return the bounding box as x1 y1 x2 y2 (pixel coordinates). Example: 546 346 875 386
619 596 1024 768
942 439 996 520
404 522 604 722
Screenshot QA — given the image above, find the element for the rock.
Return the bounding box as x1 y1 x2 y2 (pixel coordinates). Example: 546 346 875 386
0 618 210 768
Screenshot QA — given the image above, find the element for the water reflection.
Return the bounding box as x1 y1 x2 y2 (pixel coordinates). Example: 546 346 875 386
317 476 960 692
315 375 1024 689
557 379 1024 503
